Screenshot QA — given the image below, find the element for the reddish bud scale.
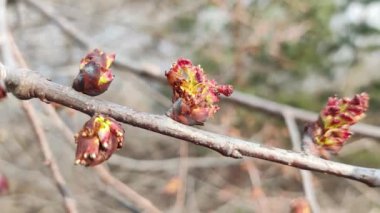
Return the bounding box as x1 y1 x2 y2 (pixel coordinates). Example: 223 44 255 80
0 85 6 100
165 58 233 125
72 49 115 96
75 114 124 167
306 93 369 158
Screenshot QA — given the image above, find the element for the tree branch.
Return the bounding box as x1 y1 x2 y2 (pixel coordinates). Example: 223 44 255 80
1 1 78 211
2 67 380 187
7 33 161 213
226 91 380 138
283 111 319 213
21 102 79 213
23 0 380 139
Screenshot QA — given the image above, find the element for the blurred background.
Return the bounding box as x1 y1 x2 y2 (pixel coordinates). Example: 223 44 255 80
1 0 380 212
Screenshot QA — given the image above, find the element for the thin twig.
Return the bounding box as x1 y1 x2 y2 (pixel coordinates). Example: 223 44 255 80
244 160 267 212
94 166 161 213
283 111 320 213
231 0 247 85
2 68 380 187
7 33 161 213
21 103 79 213
186 176 201 213
227 91 380 138
109 155 242 172
100 187 140 213
22 0 380 139
339 139 380 157
0 1 78 212
173 142 188 212
0 0 12 66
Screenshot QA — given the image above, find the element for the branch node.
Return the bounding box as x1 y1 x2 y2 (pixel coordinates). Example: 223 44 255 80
221 143 243 158
231 149 243 158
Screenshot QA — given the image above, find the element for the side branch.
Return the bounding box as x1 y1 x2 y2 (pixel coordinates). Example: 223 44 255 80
22 102 78 213
3 68 380 187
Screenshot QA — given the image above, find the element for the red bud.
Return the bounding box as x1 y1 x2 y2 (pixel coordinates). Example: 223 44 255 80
165 58 233 125
72 49 115 96
305 93 369 158
75 114 124 166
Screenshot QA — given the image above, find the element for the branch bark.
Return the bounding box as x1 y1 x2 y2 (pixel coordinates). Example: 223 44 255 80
1 1 78 211
6 33 161 213
23 0 380 139
2 67 380 187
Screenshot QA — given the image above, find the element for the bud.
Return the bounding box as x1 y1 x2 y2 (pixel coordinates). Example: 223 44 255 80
72 49 115 96
75 114 124 166
0 173 9 196
165 58 233 125
305 93 369 158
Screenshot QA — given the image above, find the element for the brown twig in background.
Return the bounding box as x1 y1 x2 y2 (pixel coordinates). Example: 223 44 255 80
231 0 248 86
99 187 140 213
93 166 161 213
109 155 242 172
22 0 162 82
20 103 79 213
0 1 78 212
173 142 188 212
283 111 320 213
244 160 267 212
2 67 380 187
339 139 380 157
22 0 380 139
7 33 161 213
186 176 201 213
226 91 380 138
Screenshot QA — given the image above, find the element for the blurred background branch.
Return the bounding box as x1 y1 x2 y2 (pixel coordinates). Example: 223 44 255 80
23 0 380 140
